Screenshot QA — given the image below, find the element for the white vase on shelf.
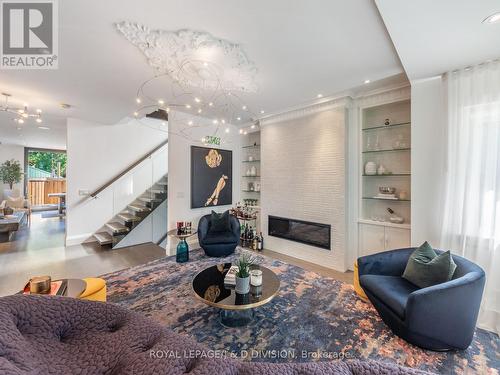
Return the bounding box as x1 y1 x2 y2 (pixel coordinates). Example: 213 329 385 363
250 166 257 176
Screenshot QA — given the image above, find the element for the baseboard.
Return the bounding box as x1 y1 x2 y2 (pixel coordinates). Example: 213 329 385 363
65 233 92 247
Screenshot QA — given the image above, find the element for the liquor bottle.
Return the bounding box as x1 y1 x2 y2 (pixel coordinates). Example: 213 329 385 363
248 226 254 240
252 236 258 251
258 232 264 251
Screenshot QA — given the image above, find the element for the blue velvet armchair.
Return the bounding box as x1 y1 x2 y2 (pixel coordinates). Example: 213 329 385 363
358 248 485 351
198 214 240 257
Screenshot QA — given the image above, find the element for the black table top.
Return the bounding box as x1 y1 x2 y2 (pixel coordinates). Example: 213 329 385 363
192 264 280 310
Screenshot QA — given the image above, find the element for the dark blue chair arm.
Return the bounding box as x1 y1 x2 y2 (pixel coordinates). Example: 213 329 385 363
405 271 485 349
357 248 415 277
197 216 210 244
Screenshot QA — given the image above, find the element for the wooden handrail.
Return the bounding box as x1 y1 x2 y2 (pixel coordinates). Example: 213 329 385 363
90 139 168 198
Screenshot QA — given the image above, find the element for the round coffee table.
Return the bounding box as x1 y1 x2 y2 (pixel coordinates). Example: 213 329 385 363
192 264 280 327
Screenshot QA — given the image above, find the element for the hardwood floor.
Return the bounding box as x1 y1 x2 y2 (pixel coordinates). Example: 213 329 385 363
0 212 352 296
0 212 167 296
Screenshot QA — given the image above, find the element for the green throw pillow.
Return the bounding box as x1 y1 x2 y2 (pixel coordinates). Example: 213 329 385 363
402 241 457 288
209 210 230 233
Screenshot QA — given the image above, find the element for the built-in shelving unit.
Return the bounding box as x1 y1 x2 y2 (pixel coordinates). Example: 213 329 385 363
240 131 261 232
358 98 411 257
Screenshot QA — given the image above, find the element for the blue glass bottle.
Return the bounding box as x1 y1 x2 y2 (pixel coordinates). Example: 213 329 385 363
176 239 189 263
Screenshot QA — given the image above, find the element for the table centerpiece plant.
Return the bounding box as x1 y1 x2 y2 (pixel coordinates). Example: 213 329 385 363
235 254 254 294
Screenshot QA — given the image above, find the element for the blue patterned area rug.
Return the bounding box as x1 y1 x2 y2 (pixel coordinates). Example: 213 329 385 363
102 248 499 375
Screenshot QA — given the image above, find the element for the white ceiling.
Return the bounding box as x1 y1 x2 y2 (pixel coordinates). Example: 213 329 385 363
0 0 404 149
375 0 500 80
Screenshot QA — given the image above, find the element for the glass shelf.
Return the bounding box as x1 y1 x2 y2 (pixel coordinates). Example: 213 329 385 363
362 122 410 132
242 190 260 193
362 148 410 154
362 173 411 177
363 197 410 202
242 144 260 149
242 160 261 163
242 175 261 177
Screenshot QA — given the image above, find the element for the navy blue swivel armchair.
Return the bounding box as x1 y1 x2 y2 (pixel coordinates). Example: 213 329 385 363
198 214 240 257
358 248 485 351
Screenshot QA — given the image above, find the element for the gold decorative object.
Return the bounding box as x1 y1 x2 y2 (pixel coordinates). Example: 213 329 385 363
203 285 221 302
205 149 222 168
29 276 51 294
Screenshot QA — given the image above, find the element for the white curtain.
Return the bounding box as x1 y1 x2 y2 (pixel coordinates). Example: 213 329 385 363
441 60 500 335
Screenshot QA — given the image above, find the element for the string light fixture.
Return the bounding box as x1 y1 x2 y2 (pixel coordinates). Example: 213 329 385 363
116 22 263 143
1 93 43 124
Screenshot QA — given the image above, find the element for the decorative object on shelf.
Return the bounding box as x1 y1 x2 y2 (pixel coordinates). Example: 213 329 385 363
399 190 408 200
376 186 398 200
235 254 254 294
246 168 251 176
393 134 409 149
250 165 257 176
248 182 254 191
377 164 387 175
250 269 263 286
387 208 405 224
191 146 232 209
374 135 381 150
365 161 377 175
385 118 391 125
242 198 258 206
1 93 43 125
366 136 372 151
248 156 254 162
254 182 261 192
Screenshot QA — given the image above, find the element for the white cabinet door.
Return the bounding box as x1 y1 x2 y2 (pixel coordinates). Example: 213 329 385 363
359 223 385 257
385 227 411 250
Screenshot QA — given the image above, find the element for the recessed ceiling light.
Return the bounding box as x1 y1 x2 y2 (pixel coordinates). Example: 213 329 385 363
203 62 208 67
188 120 193 126
38 126 50 130
197 108 202 114
243 131 248 135
185 104 191 109
242 105 247 110
158 99 164 105
133 111 139 117
36 108 42 113
239 129 243 134
260 110 265 114
237 117 241 121
208 102 213 107
225 127 230 133
221 119 226 124
194 97 201 103
483 12 500 24
251 124 256 129
364 79 371 84
36 118 42 123
18 118 24 124
317 94 323 98
136 98 141 104
212 119 218 124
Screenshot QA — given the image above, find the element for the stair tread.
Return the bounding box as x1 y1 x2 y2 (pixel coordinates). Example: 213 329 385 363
105 222 129 233
128 204 151 212
139 196 162 202
117 213 140 221
149 189 165 194
156 181 168 186
94 232 113 245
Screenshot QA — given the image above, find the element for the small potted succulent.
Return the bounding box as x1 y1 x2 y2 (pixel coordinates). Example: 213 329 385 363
235 254 254 294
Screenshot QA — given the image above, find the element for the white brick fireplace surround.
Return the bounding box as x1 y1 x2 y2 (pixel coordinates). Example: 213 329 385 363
260 101 348 271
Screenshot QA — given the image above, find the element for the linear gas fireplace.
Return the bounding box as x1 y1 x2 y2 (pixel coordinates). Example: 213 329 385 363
268 216 331 250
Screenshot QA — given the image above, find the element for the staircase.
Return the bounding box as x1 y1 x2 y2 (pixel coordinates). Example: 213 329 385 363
91 174 168 248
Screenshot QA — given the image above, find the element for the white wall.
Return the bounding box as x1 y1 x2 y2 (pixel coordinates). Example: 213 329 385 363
411 76 447 246
260 105 347 271
167 111 241 254
0 144 25 200
66 117 168 245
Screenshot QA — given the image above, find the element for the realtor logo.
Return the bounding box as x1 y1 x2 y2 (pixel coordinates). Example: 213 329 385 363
1 0 58 69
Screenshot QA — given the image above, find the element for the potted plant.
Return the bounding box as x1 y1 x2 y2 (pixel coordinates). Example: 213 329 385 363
0 159 23 198
235 254 254 294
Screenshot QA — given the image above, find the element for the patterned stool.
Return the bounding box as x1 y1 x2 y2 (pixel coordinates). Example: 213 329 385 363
79 278 107 302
